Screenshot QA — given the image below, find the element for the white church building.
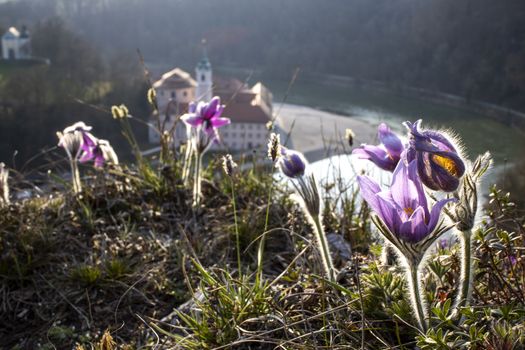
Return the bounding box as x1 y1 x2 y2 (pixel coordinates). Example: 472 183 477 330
1 26 31 60
149 48 273 151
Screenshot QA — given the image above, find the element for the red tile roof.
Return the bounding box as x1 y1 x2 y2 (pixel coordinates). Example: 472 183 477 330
223 101 271 123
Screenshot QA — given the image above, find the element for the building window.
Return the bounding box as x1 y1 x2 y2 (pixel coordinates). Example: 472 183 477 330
171 91 176 98
240 124 245 130
248 124 252 129
160 90 164 96
224 132 229 137
201 74 205 81
232 133 236 138
183 91 188 97
248 133 252 138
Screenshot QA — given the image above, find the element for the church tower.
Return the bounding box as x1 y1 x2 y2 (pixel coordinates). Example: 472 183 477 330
195 39 212 102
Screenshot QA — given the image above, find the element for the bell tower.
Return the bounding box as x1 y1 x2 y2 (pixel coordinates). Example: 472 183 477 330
195 39 213 102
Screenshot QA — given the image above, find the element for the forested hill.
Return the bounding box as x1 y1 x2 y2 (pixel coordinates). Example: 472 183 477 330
1 0 525 110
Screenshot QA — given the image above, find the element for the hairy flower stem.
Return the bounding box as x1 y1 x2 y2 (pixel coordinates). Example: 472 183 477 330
256 182 273 286
230 178 242 275
311 215 336 282
456 229 473 310
182 142 193 186
192 152 202 207
408 262 428 332
70 160 82 194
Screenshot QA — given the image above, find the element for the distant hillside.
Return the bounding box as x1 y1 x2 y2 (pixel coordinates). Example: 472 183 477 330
0 58 45 77
2 0 522 111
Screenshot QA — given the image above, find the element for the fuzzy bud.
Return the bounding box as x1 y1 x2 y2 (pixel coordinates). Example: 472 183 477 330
453 152 492 231
345 128 355 147
111 105 121 119
277 147 307 179
267 133 281 162
111 104 129 119
147 88 157 108
161 130 172 145
119 104 129 117
405 120 465 192
221 154 237 177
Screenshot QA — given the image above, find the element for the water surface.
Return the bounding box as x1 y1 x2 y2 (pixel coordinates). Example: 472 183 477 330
267 78 525 164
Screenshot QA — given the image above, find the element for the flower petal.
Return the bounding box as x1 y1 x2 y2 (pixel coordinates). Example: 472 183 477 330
424 130 457 152
203 96 220 119
195 101 206 116
188 101 197 114
211 104 225 120
419 151 465 192
211 117 230 129
79 151 92 163
181 113 203 127
352 145 396 171
407 159 429 217
81 132 97 150
378 123 404 159
94 154 105 168
390 160 419 212
377 195 400 232
356 175 382 214
427 198 455 233
398 206 428 243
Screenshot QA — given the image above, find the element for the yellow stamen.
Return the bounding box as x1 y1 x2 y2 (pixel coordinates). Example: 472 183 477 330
432 155 458 176
404 207 414 216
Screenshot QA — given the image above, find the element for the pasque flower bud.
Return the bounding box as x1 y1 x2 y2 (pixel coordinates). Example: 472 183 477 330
277 147 306 178
404 120 465 192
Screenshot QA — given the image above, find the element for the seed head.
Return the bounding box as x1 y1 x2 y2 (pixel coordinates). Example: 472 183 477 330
111 104 129 119
221 154 237 177
147 88 157 107
345 128 355 147
267 133 281 162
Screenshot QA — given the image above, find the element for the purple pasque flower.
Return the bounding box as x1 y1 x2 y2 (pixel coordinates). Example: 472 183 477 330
277 147 307 178
438 238 449 251
357 158 454 244
181 96 230 140
352 123 404 171
58 122 97 160
509 254 518 267
404 120 465 192
80 139 119 168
